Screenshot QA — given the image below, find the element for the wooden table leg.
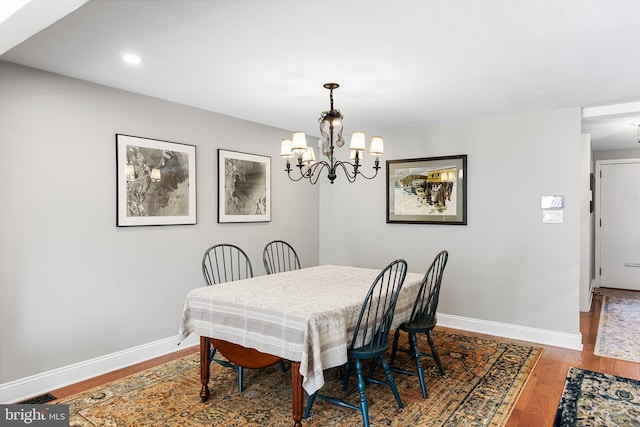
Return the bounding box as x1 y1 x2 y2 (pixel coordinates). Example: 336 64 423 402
200 336 211 402
291 361 303 427
200 337 302 425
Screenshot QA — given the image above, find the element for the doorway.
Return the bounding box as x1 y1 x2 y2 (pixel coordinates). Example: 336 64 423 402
595 159 640 291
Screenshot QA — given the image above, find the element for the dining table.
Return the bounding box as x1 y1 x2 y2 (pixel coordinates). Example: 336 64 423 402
178 264 423 426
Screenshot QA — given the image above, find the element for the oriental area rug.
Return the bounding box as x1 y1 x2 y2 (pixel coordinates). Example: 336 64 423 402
594 296 640 363
553 367 640 427
55 331 542 426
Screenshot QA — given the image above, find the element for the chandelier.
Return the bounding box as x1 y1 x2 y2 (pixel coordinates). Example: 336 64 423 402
279 83 384 184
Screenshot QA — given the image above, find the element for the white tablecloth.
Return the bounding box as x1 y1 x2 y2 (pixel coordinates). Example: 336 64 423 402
179 265 423 394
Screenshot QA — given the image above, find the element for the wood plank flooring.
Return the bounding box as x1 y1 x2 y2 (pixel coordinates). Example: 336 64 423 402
48 294 640 425
505 294 640 426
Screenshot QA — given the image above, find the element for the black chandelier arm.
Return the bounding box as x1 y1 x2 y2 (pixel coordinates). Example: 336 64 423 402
284 161 308 182
286 160 331 184
286 158 381 184
284 166 307 182
333 160 359 183
304 161 330 185
334 160 381 182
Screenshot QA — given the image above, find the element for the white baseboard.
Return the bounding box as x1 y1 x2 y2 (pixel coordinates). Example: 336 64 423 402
585 279 596 312
438 313 583 351
0 334 199 404
1 315 582 404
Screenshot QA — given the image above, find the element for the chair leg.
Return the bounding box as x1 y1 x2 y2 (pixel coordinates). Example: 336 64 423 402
279 359 287 372
303 393 316 418
209 342 245 393
368 358 380 377
426 330 445 375
237 366 244 393
354 359 370 427
390 328 401 364
342 362 351 391
380 357 404 408
410 332 427 399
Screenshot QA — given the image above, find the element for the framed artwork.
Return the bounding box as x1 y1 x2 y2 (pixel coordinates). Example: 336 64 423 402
116 134 196 226
218 149 271 223
387 154 467 225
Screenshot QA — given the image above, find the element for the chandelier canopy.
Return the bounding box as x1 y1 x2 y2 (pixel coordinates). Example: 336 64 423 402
280 83 383 184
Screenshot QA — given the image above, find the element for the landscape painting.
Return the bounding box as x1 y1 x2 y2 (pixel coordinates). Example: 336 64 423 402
387 155 467 225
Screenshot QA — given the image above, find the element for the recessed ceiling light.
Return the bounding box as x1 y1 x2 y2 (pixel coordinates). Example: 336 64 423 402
122 53 142 65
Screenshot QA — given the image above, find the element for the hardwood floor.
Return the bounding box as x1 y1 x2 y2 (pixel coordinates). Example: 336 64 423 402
47 345 199 401
48 294 640 426
505 294 640 426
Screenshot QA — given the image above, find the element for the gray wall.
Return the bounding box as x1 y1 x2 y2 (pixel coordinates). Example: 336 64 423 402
0 61 319 383
0 60 584 386
319 108 583 334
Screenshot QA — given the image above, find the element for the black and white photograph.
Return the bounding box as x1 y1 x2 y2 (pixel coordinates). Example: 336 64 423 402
218 149 270 223
387 155 467 225
116 134 196 226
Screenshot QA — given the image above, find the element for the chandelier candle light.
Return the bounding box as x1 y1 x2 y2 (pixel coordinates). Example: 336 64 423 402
280 83 384 184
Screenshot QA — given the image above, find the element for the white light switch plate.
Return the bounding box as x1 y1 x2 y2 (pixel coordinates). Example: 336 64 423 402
543 210 563 223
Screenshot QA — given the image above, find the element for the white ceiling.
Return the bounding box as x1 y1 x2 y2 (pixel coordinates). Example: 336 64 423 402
3 0 640 151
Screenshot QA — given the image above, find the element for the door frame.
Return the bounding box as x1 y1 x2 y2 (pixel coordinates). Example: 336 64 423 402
594 157 640 288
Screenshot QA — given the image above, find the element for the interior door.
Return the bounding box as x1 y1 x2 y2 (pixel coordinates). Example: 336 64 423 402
599 161 640 291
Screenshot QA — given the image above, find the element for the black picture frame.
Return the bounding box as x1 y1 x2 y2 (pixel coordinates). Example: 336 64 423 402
218 149 271 223
386 154 467 225
116 134 197 226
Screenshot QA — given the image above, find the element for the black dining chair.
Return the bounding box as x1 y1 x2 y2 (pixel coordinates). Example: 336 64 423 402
202 243 253 286
304 259 408 427
390 250 448 399
263 240 301 274
201 243 254 392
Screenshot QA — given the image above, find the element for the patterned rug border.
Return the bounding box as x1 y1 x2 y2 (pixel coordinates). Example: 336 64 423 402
54 330 543 427
490 340 543 426
594 296 640 363
553 366 640 427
